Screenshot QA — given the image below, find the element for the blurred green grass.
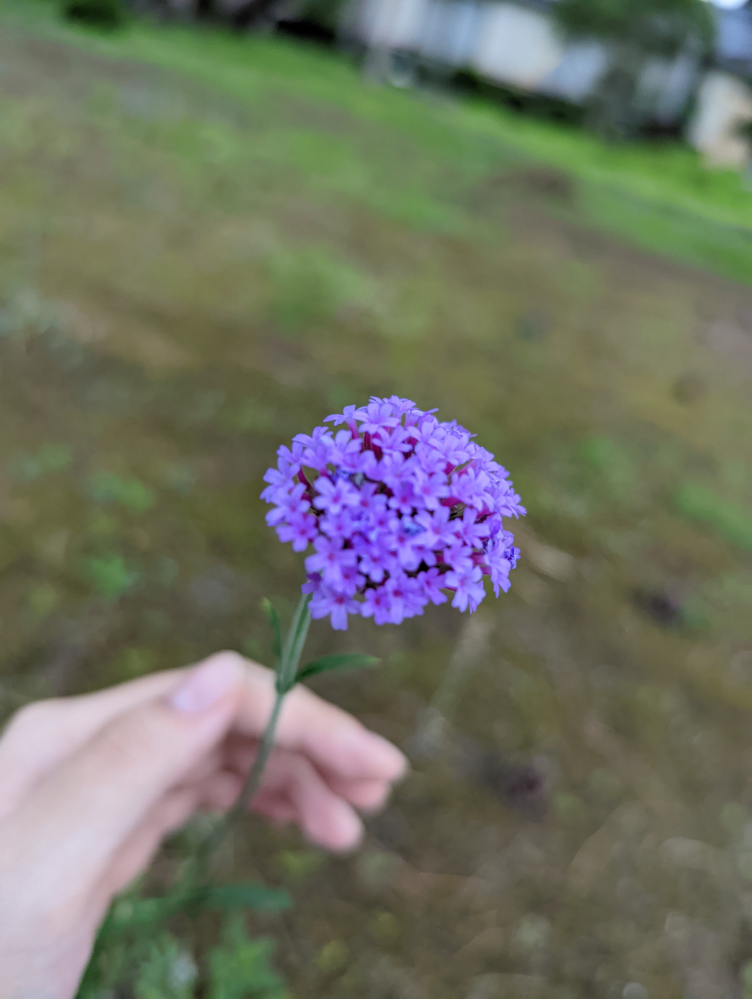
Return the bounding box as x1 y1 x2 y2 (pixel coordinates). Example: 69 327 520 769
3 0 752 283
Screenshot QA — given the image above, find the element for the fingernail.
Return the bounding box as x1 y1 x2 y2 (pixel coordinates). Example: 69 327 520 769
168 657 240 715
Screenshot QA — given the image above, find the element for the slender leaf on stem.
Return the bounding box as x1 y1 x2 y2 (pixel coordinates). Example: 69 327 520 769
288 602 311 671
281 593 310 665
296 653 380 684
277 593 311 692
261 598 282 664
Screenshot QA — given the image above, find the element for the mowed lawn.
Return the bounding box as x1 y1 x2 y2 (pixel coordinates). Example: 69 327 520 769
2 5 752 997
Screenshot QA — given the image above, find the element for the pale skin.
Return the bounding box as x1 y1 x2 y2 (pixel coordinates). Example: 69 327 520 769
0 652 408 999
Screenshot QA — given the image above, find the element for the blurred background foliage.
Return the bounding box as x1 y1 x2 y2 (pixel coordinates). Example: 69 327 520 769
1 0 752 996
551 0 715 140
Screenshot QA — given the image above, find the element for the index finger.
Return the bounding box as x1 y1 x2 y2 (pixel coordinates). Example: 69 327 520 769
229 656 408 785
0 653 407 805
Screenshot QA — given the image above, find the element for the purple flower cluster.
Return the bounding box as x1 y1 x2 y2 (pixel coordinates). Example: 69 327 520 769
262 397 525 630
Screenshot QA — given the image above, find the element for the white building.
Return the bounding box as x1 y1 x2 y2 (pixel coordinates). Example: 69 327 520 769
343 0 752 165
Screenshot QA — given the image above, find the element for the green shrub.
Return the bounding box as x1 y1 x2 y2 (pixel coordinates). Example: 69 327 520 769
62 0 127 30
209 915 288 999
134 934 197 999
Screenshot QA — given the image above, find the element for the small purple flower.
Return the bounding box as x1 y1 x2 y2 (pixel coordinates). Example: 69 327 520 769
314 476 360 515
364 500 391 540
261 465 295 502
276 512 318 552
328 429 363 467
443 543 474 574
388 477 418 515
445 566 485 612
456 507 490 549
384 573 426 623
360 584 394 625
263 396 524 629
310 585 361 630
319 508 359 542
338 562 366 596
389 516 424 572
418 567 448 605
414 506 455 550
353 537 392 583
324 404 360 431
305 535 357 588
485 530 519 596
413 470 450 510
265 482 310 527
357 399 401 434
351 481 383 513
450 469 490 510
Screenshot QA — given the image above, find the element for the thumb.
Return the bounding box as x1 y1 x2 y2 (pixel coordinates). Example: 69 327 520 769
13 654 246 890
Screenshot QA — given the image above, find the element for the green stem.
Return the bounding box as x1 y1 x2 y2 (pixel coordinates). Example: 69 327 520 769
224 687 285 830
187 594 311 888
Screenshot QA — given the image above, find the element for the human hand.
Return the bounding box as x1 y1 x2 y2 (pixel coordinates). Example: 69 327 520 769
0 652 407 999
